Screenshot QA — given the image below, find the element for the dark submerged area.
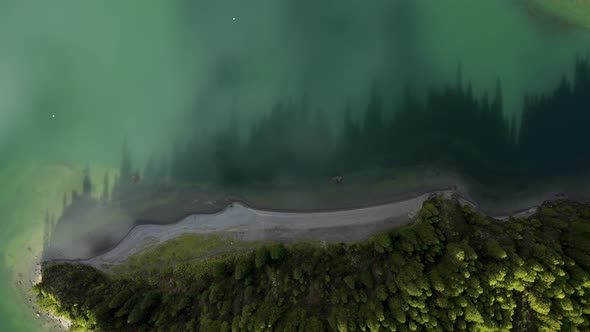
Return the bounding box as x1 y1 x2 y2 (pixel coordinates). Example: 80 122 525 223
41 54 590 263
155 55 590 189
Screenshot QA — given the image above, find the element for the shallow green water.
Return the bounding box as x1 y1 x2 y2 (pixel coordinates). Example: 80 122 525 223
1 1 590 330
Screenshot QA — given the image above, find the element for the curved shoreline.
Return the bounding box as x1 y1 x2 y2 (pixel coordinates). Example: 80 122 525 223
45 185 455 262
44 187 545 269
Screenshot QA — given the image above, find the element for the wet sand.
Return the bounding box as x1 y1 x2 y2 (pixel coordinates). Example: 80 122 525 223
50 189 541 270
29 186 562 329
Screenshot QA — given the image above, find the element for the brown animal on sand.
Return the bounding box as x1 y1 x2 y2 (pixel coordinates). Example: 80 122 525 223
330 175 343 184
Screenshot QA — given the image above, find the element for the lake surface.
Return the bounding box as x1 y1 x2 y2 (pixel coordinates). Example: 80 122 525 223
1 1 590 330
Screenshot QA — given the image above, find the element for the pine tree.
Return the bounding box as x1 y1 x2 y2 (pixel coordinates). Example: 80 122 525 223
101 171 110 203
111 175 119 201
82 168 92 197
255 246 270 268
363 84 384 166
492 78 503 114
42 209 52 258
120 138 132 182
44 208 50 226
456 62 463 91
340 104 360 170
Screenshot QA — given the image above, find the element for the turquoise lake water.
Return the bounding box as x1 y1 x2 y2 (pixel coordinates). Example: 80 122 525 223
1 1 590 330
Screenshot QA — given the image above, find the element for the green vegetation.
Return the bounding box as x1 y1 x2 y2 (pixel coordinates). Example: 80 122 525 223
112 234 231 273
111 234 261 274
35 198 590 331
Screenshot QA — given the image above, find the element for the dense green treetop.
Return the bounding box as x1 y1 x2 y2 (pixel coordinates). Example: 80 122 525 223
35 197 590 331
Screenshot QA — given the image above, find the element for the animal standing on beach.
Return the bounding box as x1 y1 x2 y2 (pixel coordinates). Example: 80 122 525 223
330 175 343 184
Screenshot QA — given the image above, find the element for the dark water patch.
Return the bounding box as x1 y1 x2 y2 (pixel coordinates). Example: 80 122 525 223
157 54 590 190
42 54 590 262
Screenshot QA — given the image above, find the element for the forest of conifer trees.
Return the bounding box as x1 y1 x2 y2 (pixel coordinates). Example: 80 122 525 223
34 196 590 331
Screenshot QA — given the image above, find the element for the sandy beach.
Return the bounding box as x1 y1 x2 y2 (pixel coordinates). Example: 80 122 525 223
46 189 541 271
28 185 565 329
